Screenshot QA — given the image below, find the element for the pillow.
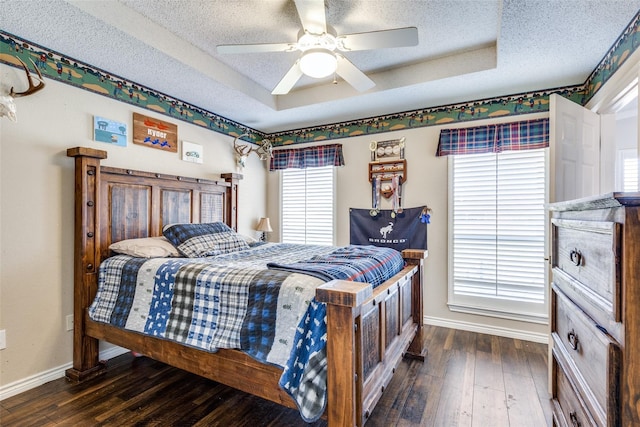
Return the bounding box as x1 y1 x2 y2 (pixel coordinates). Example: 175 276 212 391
162 222 249 257
109 236 181 258
237 233 259 244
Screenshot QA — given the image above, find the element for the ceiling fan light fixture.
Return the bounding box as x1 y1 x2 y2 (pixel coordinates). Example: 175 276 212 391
299 49 337 78
297 31 337 52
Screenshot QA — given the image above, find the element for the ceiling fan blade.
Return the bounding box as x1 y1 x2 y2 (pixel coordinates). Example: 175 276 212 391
271 62 304 95
217 42 296 54
294 0 327 34
338 27 419 51
335 55 375 92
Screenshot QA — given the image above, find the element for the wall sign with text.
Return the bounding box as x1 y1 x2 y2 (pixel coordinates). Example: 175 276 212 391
133 112 178 152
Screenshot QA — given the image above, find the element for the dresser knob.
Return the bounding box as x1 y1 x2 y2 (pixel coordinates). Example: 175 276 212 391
567 329 579 351
569 248 582 266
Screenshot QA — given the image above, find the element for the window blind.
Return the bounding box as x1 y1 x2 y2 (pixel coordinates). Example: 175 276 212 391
281 165 334 245
623 155 639 191
450 148 547 319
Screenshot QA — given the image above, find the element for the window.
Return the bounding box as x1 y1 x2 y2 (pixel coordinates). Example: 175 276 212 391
281 165 335 245
617 149 639 191
448 148 548 322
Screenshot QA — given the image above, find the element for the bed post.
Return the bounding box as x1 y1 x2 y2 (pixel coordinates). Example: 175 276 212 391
316 281 373 427
65 147 108 382
402 249 428 360
221 173 241 231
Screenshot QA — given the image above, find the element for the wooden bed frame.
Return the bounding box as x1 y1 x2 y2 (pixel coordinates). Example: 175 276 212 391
65 146 427 426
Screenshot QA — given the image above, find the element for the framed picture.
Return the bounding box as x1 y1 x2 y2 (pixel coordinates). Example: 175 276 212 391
93 116 127 147
369 137 405 161
181 140 203 164
132 112 178 152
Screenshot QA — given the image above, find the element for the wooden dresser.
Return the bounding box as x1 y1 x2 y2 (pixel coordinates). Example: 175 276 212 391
549 193 640 427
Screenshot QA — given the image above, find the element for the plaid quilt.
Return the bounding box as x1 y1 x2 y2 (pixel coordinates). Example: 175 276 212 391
267 245 405 287
89 243 404 422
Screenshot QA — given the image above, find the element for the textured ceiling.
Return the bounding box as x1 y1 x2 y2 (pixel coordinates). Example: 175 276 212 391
1 0 639 133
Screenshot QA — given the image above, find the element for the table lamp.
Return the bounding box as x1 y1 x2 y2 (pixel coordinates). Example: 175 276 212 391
256 217 273 242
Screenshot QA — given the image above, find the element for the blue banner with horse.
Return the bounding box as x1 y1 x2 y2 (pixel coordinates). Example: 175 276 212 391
349 206 428 251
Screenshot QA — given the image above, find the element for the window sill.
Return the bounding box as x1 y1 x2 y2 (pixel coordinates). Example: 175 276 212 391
447 302 549 325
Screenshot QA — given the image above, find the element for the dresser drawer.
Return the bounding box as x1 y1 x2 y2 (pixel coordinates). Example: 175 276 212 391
552 287 621 427
551 218 621 323
552 353 597 427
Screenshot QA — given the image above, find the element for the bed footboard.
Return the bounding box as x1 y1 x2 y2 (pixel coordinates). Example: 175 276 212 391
316 249 427 426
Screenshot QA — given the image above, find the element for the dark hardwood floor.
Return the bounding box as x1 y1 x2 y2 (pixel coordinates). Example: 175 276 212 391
0 325 552 426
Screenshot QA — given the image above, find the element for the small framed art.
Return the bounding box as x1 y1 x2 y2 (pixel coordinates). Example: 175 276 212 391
181 140 203 163
93 116 127 147
369 137 405 161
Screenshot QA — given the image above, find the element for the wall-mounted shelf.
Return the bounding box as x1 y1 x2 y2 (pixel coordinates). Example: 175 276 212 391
368 159 407 183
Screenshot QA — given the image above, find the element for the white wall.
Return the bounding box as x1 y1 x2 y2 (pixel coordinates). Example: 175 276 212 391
0 63 268 389
267 114 550 343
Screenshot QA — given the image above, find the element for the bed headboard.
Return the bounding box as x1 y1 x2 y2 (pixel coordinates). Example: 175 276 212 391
67 147 241 368
68 146 241 266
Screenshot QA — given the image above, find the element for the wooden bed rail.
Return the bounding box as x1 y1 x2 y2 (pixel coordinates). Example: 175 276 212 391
317 249 427 427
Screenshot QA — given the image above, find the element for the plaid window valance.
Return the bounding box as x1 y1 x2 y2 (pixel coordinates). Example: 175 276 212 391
436 118 549 156
270 143 345 171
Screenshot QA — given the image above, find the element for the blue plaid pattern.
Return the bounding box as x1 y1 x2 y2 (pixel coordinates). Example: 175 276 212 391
279 299 328 423
110 257 148 326
267 245 405 289
162 222 243 257
165 261 209 345
497 119 550 151
208 231 251 254
269 143 344 171
90 255 131 322
436 118 549 156
240 270 292 361
88 243 405 423
186 266 224 348
208 266 259 349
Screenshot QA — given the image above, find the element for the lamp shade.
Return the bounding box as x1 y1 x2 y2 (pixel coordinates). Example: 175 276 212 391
256 217 273 232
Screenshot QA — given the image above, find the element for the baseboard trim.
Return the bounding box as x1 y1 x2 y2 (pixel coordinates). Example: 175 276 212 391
0 346 129 401
424 315 549 344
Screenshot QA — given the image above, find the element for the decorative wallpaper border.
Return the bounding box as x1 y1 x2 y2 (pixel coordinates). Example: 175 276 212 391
269 85 587 145
0 31 266 145
583 11 640 103
272 10 640 146
1 9 638 147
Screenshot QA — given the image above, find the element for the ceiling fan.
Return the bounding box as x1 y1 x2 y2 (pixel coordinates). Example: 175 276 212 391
216 0 418 95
